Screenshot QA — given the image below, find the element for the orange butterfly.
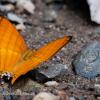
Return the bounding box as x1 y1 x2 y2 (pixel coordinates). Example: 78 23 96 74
0 16 72 85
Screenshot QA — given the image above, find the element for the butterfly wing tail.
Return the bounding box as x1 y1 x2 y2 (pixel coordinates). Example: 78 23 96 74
11 36 72 84
32 36 72 61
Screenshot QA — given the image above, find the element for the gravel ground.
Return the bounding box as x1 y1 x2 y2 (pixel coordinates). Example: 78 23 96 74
1 0 100 100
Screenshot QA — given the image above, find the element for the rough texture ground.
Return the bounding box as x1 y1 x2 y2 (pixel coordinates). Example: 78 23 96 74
1 0 100 100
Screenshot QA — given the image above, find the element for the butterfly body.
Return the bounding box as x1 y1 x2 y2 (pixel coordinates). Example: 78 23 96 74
0 16 72 85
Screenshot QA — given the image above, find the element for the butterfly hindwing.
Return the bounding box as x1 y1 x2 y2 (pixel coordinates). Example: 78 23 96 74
0 17 27 73
11 36 72 84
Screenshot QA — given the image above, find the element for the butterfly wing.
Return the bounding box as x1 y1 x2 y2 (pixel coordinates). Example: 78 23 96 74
11 36 72 84
0 17 27 72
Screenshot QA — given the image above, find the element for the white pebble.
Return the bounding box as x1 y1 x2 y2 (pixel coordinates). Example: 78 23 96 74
0 4 15 12
33 92 60 100
16 24 25 31
45 81 59 87
7 13 24 24
16 0 35 14
94 84 100 89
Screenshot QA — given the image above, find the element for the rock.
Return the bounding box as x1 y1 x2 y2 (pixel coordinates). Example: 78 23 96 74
37 64 68 79
13 89 33 100
0 0 17 3
33 92 60 100
94 28 100 34
16 23 25 31
7 13 24 24
73 41 100 79
4 95 12 100
20 79 44 92
15 89 22 95
42 8 58 22
87 0 100 24
70 96 76 100
57 90 69 100
16 0 35 14
97 97 100 100
0 4 15 12
44 81 59 87
20 92 34 100
77 96 85 100
11 95 20 100
11 89 22 100
94 84 100 94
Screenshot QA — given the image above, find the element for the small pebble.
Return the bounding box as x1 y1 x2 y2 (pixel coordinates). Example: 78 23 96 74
94 84 100 94
16 0 35 14
20 79 43 92
44 81 59 87
0 4 15 12
15 89 22 95
77 96 85 100
94 28 100 34
57 90 69 100
7 13 24 24
42 8 57 22
16 23 25 31
33 92 60 100
70 96 76 100
4 95 12 100
97 96 100 100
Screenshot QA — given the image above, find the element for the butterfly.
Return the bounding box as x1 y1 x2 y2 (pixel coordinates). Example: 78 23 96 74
0 16 72 85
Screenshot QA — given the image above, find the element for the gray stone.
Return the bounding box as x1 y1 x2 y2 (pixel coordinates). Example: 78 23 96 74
94 28 100 34
4 95 12 100
77 96 85 100
73 41 100 79
42 8 57 22
94 84 100 95
7 13 24 24
20 79 44 92
0 4 15 12
37 64 68 78
70 96 76 100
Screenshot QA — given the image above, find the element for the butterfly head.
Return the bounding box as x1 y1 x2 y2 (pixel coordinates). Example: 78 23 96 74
0 72 12 85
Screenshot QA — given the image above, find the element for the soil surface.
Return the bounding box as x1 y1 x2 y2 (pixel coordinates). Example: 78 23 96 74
1 0 100 100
